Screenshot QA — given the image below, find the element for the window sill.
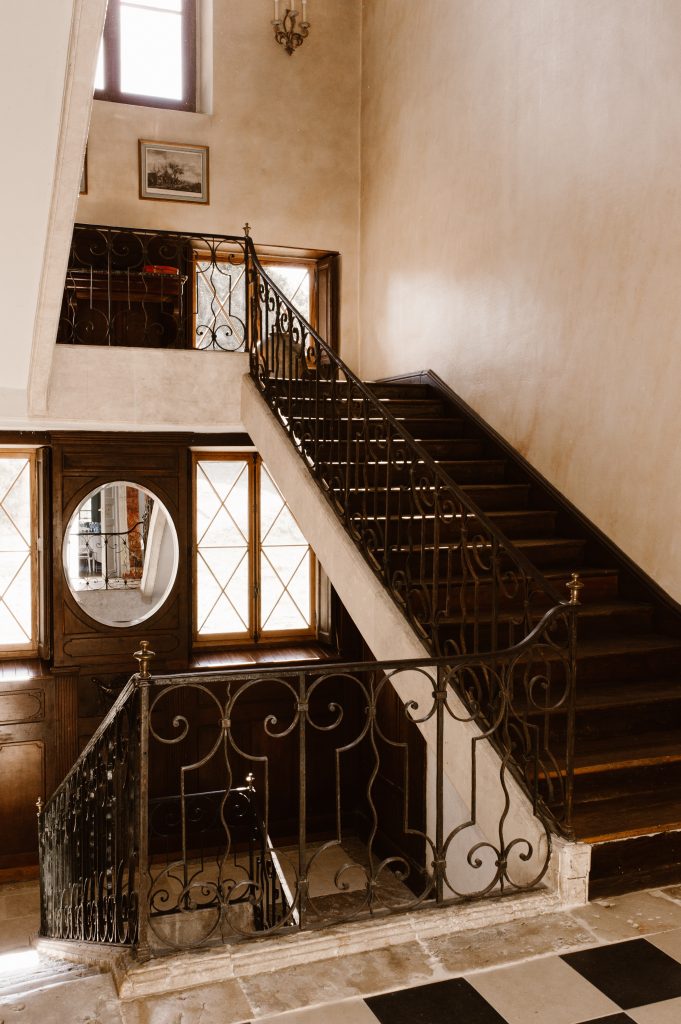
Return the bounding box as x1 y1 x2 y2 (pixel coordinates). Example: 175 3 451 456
189 642 338 673
93 95 207 116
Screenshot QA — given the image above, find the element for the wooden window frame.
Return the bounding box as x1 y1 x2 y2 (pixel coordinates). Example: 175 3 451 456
95 0 197 113
192 452 317 648
191 249 319 351
0 450 39 658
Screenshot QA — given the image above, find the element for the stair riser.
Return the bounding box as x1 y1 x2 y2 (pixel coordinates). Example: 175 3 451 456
574 761 681 803
440 608 652 652
514 541 586 569
287 399 449 419
416 438 486 458
346 512 558 543
306 437 483 459
381 540 586 576
577 646 681 684
546 572 620 602
531 700 681 752
589 831 681 898
274 381 435 401
402 575 620 612
461 485 531 510
438 461 508 483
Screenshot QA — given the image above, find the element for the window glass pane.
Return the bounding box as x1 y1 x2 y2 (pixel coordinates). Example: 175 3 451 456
259 464 311 633
0 458 33 647
265 265 311 324
195 460 250 637
120 6 183 100
195 259 247 351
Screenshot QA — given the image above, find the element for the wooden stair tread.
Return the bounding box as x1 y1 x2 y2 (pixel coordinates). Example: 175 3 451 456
359 380 681 889
573 790 681 843
574 633 681 658
352 509 555 523
383 535 584 552
575 676 681 711
570 731 681 774
440 600 651 628
544 567 619 581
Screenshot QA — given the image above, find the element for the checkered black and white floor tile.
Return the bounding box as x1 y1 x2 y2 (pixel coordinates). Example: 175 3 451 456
249 930 681 1024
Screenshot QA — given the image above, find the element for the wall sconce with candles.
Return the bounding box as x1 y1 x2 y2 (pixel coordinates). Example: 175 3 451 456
272 0 310 55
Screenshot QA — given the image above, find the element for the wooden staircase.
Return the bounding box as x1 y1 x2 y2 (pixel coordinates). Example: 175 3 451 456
347 375 681 897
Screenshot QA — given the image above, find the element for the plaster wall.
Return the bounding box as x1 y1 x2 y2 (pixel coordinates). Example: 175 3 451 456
359 0 681 603
77 0 362 385
43 347 247 431
0 0 99 393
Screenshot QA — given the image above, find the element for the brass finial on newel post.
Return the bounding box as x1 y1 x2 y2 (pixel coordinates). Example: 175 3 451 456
566 572 584 606
133 640 155 680
36 796 43 818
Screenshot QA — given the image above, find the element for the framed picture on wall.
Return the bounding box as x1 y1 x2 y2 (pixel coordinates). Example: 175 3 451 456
138 140 210 204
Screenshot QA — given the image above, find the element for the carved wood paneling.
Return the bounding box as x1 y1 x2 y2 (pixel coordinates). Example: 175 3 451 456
0 688 44 724
0 740 45 869
51 433 191 673
0 671 52 874
51 668 79 787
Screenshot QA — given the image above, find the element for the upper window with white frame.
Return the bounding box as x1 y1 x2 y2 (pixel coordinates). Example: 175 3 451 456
95 0 197 112
0 453 37 655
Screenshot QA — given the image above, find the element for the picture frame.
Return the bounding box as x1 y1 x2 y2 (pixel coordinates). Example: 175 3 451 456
138 140 209 204
79 148 88 196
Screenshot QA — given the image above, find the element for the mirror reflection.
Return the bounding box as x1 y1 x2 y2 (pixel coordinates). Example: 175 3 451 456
63 481 179 627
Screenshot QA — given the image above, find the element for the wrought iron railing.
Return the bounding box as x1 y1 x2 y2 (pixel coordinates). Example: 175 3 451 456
245 240 568 659
56 223 571 662
57 224 248 351
39 614 577 953
39 679 143 945
45 226 583 956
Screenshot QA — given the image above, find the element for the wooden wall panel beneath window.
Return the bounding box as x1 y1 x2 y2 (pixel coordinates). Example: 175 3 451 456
51 433 190 674
0 672 53 877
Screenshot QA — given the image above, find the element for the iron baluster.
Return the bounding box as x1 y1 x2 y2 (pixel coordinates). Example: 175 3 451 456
435 666 445 903
299 672 307 929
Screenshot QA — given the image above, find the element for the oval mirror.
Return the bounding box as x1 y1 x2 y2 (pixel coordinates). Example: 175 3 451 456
63 481 179 628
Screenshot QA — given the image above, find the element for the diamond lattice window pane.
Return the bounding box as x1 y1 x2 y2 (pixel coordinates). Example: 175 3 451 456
260 464 312 634
195 460 250 637
264 265 311 324
195 260 247 351
0 458 33 647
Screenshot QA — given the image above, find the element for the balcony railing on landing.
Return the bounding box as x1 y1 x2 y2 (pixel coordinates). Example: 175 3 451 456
38 620 576 955
57 224 249 351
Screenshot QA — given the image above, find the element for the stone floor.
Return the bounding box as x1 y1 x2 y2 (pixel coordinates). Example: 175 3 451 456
6 886 681 1022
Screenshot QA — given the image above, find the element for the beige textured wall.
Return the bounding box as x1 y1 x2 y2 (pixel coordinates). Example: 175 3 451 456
78 0 361 369
360 0 681 602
